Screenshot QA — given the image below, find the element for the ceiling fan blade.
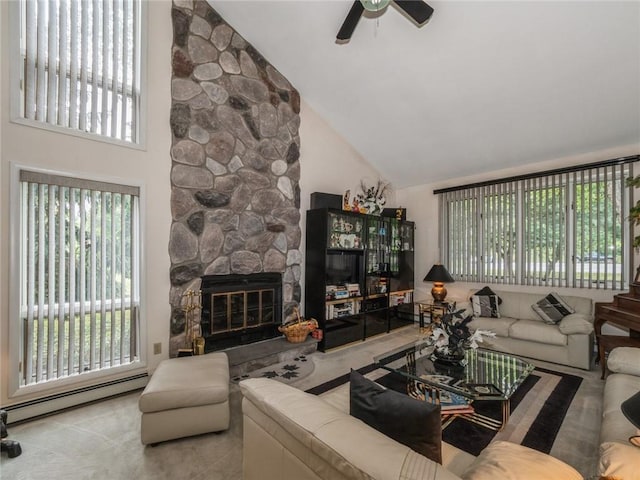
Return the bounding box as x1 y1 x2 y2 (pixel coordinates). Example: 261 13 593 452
337 1 365 41
394 0 434 25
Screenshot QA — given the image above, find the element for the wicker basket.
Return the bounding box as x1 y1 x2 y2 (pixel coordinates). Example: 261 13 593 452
279 310 318 343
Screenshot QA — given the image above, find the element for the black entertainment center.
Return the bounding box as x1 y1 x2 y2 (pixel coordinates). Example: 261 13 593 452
305 208 415 351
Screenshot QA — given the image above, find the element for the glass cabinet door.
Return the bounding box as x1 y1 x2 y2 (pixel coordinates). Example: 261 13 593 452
327 212 364 250
366 216 390 274
389 219 401 275
401 222 414 251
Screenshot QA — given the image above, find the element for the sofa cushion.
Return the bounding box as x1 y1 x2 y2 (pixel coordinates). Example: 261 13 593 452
531 292 575 324
557 313 593 335
608 347 640 376
349 370 442 464
471 294 500 318
599 441 640 478
509 319 567 346
481 290 592 322
601 373 640 444
461 440 582 480
468 316 517 337
138 354 229 413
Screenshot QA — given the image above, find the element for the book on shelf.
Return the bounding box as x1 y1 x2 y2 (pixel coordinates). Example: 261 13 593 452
346 283 361 297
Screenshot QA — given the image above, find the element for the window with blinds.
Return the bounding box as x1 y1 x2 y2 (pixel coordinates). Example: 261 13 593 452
18 170 140 386
438 158 638 290
14 0 142 144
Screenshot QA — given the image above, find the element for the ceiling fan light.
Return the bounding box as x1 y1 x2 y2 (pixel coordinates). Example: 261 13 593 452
360 0 391 12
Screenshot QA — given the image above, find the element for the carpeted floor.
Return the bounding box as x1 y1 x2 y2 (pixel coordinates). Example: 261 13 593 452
306 363 583 457
0 326 603 479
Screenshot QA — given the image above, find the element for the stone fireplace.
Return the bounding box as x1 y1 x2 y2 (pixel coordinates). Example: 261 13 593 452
168 1 302 357
200 272 282 352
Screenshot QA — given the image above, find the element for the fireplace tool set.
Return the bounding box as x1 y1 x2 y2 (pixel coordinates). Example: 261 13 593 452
178 289 205 357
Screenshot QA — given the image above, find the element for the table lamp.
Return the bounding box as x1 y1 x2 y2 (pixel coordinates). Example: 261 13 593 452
622 390 640 447
423 264 454 302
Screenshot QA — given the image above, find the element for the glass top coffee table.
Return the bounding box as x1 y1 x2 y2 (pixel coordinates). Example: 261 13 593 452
373 341 534 431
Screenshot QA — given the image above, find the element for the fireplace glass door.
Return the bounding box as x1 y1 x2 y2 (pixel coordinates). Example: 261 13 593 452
210 289 276 334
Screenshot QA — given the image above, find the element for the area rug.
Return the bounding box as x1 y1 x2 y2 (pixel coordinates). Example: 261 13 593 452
231 354 314 385
306 364 582 456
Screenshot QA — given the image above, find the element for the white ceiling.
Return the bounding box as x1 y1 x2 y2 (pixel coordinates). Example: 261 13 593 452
210 1 640 188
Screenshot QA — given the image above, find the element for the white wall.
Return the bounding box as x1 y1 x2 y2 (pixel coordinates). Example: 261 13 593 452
0 1 174 407
298 99 394 212
397 144 640 312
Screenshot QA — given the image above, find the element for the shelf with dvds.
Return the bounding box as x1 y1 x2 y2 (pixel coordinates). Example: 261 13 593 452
305 208 415 351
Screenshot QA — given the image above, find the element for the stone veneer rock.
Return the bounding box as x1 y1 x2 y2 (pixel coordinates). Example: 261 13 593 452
169 0 302 357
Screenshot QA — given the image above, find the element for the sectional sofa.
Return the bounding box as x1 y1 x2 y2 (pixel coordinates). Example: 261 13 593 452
599 346 640 477
239 377 583 480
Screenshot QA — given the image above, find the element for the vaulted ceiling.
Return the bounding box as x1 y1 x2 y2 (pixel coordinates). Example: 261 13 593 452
211 1 640 188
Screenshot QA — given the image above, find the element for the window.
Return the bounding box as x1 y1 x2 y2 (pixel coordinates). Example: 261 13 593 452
17 169 140 387
13 0 142 144
438 158 639 290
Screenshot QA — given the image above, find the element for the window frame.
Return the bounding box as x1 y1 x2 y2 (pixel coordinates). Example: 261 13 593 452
8 163 147 399
8 0 148 150
437 158 638 291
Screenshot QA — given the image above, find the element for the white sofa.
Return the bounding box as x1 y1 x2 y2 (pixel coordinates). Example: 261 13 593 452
239 377 583 480
462 290 594 370
599 347 640 477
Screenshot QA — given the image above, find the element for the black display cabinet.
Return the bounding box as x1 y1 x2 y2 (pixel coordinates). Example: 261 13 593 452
305 208 415 352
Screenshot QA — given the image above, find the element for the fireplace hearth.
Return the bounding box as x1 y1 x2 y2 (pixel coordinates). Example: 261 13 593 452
200 273 282 352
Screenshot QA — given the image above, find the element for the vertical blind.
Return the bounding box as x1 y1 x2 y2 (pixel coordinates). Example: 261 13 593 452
438 160 636 290
18 0 140 143
19 170 140 386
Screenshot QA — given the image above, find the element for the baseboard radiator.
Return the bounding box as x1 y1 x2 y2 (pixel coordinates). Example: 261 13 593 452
5 373 148 424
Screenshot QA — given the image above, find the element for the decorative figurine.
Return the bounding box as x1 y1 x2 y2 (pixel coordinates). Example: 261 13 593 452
343 189 351 211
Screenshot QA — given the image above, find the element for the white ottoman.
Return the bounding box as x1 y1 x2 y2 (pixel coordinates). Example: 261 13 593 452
138 353 230 445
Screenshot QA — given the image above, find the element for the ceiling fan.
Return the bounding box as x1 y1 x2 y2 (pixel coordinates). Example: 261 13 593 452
337 0 434 41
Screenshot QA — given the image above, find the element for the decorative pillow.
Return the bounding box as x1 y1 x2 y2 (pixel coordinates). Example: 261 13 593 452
472 286 503 305
349 370 442 464
471 294 500 318
461 440 582 480
532 292 574 324
558 313 594 335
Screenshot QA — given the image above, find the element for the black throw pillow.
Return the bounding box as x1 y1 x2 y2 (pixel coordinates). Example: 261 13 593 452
472 286 503 305
349 370 442 464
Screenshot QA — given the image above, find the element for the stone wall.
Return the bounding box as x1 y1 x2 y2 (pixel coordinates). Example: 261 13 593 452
169 0 302 357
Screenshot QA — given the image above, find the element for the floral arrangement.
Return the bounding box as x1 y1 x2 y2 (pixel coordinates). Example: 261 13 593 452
426 303 495 364
356 179 389 216
341 179 391 215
